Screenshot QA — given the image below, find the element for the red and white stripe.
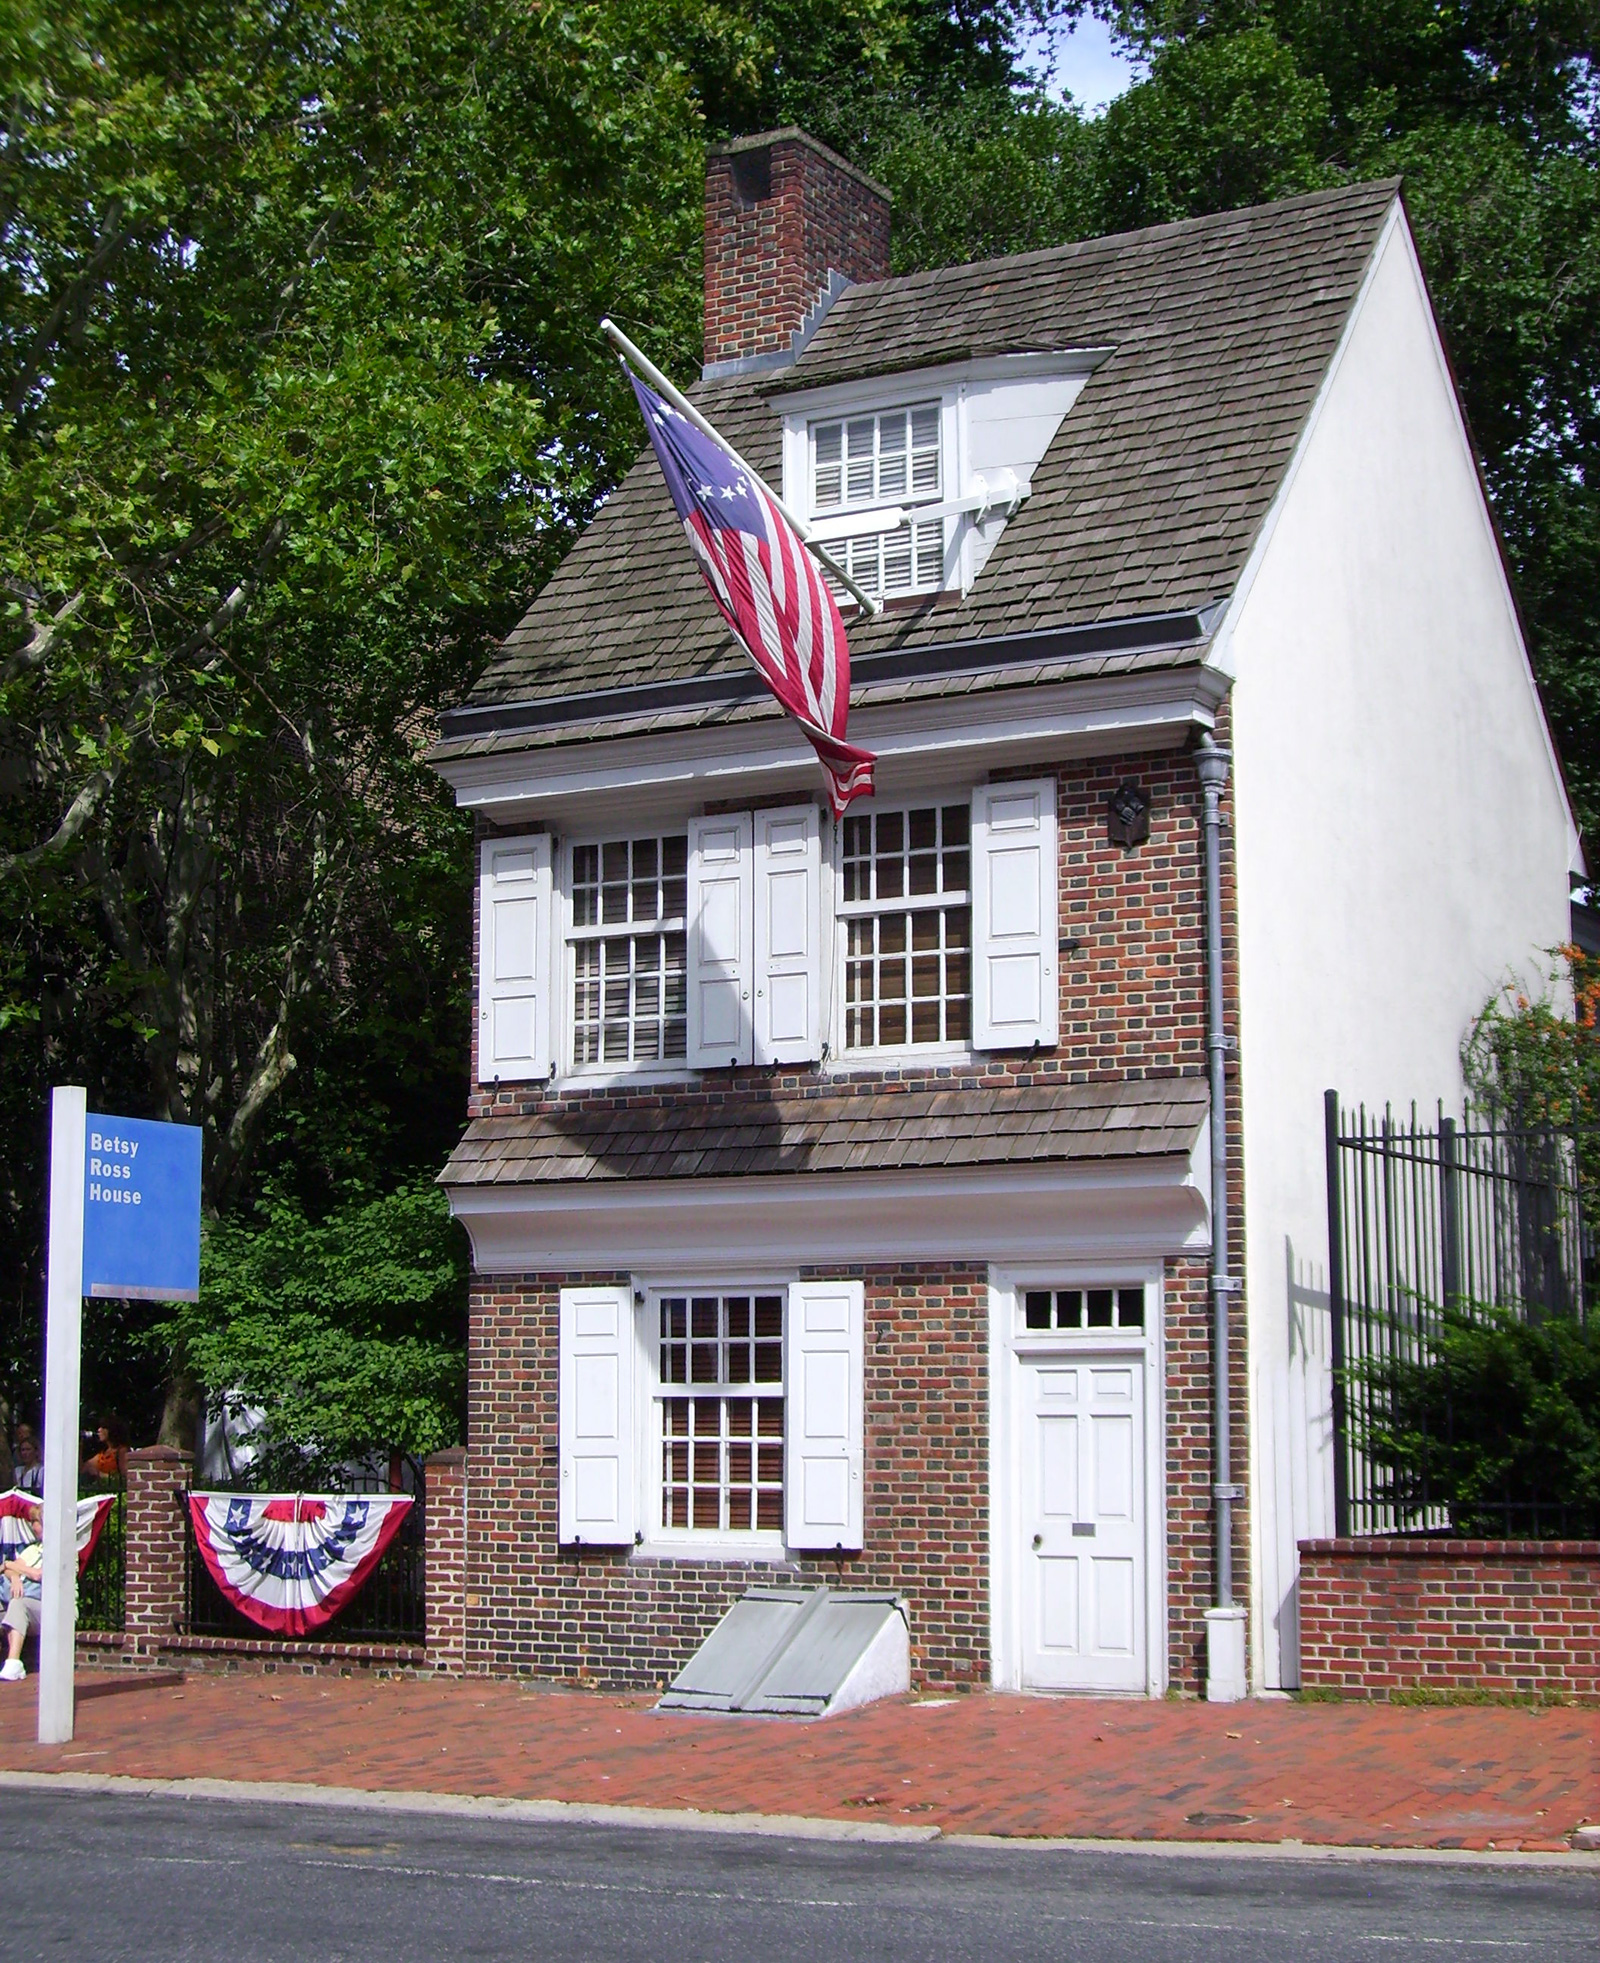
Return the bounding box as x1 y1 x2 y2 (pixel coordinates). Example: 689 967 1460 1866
0 1489 116 1577
187 1491 413 1637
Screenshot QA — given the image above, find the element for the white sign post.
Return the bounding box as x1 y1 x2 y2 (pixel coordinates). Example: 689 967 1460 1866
39 1085 87 1746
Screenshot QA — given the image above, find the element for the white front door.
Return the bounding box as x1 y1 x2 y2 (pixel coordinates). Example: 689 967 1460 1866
1021 1355 1146 1691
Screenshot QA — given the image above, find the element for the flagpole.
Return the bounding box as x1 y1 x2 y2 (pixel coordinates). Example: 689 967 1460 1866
600 318 882 618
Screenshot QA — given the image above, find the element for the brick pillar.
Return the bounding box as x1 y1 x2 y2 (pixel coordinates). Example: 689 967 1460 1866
424 1447 466 1673
123 1446 191 1661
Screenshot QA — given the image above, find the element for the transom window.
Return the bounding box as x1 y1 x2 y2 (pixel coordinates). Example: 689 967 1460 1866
569 834 687 1067
811 404 943 602
658 1293 785 1532
840 803 971 1049
1025 1286 1146 1333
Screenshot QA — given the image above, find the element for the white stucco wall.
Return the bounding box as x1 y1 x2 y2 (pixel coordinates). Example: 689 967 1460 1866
1221 208 1580 1689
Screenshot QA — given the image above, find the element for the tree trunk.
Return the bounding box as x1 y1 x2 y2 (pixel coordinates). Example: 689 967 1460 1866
157 1373 204 1459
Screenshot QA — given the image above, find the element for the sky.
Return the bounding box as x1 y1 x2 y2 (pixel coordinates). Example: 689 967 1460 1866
1024 14 1147 114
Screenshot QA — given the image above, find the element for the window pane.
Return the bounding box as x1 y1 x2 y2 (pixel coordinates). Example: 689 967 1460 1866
914 517 943 585
1118 1287 1145 1330
1025 1290 1052 1330
846 418 875 501
882 527 912 592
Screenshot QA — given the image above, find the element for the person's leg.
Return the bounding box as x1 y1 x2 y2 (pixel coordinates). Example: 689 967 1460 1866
0 1597 26 1675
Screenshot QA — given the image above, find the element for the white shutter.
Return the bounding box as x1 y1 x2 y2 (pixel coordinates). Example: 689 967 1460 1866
477 834 552 1083
971 778 1058 1050
687 813 754 1068
558 1285 635 1545
754 804 822 1065
785 1279 864 1551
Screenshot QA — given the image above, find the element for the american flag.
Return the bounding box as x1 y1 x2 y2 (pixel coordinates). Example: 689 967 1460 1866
627 373 876 813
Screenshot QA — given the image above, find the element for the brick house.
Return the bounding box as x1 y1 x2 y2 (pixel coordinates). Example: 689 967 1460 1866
429 130 1578 1699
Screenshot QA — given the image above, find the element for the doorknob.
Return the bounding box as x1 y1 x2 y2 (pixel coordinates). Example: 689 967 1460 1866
1031 1533 1042 1549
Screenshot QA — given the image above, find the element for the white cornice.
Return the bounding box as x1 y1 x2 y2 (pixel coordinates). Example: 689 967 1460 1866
436 667 1226 825
444 1152 1212 1272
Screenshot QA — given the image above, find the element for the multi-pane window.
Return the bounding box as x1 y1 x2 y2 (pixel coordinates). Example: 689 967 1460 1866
569 834 688 1067
658 1292 785 1532
811 405 944 601
840 803 971 1049
1024 1286 1146 1332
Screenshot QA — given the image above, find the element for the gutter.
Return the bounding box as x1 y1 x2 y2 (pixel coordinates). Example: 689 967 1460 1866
1195 731 1248 1702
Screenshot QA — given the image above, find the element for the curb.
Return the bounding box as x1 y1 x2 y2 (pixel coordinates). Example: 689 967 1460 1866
5 1770 1596 1865
0 1771 939 1844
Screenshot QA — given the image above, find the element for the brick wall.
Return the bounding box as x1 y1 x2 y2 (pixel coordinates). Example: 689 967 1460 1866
466 1264 988 1690
1298 1539 1600 1700
90 1451 464 1681
703 131 891 369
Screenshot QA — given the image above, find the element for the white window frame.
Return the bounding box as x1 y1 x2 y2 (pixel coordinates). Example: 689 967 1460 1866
559 824 692 1081
631 1273 796 1559
830 793 977 1064
986 1263 1169 1697
805 401 949 605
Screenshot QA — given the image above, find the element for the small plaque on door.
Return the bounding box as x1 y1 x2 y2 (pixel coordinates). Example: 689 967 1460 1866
1072 1522 1096 1537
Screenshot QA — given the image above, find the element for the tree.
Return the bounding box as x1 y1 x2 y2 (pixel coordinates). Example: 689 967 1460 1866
0 0 712 1425
155 1177 467 1484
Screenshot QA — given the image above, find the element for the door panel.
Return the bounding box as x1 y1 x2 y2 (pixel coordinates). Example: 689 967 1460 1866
1021 1352 1146 1691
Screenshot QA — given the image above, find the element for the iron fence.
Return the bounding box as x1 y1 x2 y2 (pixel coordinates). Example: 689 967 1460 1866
1325 1092 1598 1539
184 1468 425 1645
77 1483 125 1632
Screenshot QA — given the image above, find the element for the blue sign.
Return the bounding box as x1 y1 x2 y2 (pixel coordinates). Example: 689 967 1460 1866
81 1114 202 1301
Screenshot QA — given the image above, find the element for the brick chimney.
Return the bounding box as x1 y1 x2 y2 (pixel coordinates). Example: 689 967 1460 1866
703 129 891 375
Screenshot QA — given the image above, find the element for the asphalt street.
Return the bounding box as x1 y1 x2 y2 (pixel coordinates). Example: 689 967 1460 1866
6 1789 1597 1962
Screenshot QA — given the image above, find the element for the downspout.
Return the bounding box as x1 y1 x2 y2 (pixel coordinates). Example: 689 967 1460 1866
1195 731 1247 1700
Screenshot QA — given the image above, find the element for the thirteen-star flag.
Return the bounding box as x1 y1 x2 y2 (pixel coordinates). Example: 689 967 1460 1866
626 373 875 813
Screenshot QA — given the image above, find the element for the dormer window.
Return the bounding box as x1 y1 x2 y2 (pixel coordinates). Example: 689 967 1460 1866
781 351 1109 605
809 404 945 601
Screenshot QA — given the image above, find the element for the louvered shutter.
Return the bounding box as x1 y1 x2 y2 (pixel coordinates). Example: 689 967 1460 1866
558 1285 635 1545
477 835 552 1083
785 1279 864 1551
687 814 754 1068
971 779 1058 1050
754 804 822 1065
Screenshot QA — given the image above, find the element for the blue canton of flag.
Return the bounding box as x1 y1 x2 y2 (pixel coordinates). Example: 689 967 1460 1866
627 373 875 813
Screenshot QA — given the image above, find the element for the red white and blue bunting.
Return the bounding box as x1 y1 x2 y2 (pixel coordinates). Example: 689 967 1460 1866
0 1490 116 1577
187 1492 413 1636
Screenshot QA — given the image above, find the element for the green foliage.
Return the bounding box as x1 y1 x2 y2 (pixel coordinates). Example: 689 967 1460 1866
0 0 707 1203
1464 951 1600 1129
1098 28 1334 225
156 1177 468 1482
1352 1300 1600 1533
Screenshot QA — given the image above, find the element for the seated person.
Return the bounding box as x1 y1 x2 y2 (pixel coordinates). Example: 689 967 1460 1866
0 1503 42 1681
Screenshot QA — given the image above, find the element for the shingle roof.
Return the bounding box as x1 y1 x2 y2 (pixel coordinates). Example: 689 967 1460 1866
439 1076 1209 1186
454 179 1397 731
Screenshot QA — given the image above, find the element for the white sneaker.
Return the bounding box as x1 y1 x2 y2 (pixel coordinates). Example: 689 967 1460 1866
0 1660 26 1682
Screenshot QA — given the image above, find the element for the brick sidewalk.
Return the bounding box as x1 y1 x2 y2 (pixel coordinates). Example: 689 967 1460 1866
2 1675 1595 1852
